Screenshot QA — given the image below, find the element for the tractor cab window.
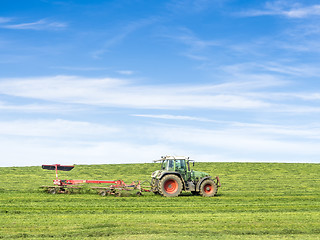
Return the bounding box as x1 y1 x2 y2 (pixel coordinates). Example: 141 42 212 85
175 160 180 169
161 161 165 170
175 159 186 170
165 160 174 170
181 160 186 170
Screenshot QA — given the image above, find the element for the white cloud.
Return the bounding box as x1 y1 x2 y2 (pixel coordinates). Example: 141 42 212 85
166 0 224 14
52 66 109 71
174 30 219 50
143 124 320 162
0 75 272 110
274 105 320 114
132 114 213 122
1 75 320 114
0 17 12 23
189 76 287 93
230 122 320 139
241 3 320 18
165 28 220 62
0 101 79 113
2 19 67 30
0 137 184 167
257 92 320 101
181 53 208 61
116 70 135 75
92 17 158 58
0 116 319 167
225 62 320 78
133 114 320 139
0 119 119 138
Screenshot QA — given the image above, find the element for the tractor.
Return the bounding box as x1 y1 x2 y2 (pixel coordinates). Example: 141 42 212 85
151 156 221 197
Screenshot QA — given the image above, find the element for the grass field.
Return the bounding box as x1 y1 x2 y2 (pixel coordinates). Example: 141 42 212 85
0 162 319 239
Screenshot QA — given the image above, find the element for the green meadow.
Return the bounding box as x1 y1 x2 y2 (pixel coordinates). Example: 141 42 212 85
0 162 319 239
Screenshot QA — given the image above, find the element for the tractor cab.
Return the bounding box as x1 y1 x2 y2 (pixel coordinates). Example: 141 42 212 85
161 158 188 171
154 156 198 183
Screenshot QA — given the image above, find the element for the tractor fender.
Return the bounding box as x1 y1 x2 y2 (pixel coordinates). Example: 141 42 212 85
159 172 186 190
196 177 211 192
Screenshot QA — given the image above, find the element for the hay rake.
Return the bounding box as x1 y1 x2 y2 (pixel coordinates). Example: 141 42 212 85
41 164 151 196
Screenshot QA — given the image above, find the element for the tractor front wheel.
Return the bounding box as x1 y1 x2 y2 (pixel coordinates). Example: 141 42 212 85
151 178 160 195
159 174 182 197
200 179 217 197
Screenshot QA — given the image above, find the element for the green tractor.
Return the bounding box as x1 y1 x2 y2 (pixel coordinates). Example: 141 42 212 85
151 156 221 197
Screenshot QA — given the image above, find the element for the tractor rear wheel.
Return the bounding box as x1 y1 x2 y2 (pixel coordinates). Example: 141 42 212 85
200 179 217 197
159 174 182 197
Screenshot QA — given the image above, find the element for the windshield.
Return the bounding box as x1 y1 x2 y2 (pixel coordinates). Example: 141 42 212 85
161 160 165 170
161 160 174 170
161 159 187 170
175 159 186 170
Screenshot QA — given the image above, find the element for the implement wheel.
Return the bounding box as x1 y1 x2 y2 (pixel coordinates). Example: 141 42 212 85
159 174 182 197
99 190 110 196
200 179 217 197
48 188 57 194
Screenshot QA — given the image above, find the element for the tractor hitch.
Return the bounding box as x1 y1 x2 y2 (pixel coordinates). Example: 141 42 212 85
215 176 221 187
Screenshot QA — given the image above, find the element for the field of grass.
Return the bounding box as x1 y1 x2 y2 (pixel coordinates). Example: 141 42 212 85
0 162 319 239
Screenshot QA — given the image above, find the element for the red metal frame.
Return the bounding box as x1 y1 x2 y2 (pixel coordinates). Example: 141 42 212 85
215 176 221 187
42 164 151 193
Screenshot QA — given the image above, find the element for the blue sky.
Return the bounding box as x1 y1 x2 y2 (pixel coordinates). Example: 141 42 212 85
0 0 320 167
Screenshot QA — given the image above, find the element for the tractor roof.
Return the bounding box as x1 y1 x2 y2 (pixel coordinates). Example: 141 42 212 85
153 156 191 163
161 156 189 160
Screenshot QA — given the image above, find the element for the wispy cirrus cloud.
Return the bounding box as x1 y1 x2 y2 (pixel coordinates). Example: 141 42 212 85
166 0 227 14
130 122 320 163
240 2 320 18
92 17 158 58
221 61 320 78
0 75 274 110
51 66 109 71
116 70 135 75
172 126 320 160
0 75 319 114
0 17 12 23
133 114 320 140
132 114 213 122
1 18 67 30
1 115 319 167
0 100 82 113
0 119 119 138
165 27 220 61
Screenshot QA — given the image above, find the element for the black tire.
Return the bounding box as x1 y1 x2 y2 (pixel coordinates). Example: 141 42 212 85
159 174 182 197
99 190 109 196
151 178 160 194
200 179 217 197
48 188 57 194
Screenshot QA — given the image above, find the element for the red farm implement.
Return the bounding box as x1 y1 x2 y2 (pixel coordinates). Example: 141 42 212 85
41 164 151 196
